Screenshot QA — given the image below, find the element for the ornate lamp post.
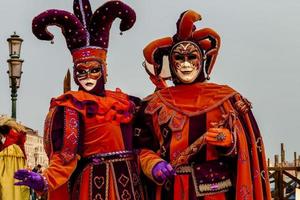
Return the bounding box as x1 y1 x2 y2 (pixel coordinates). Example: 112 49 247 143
7 32 24 119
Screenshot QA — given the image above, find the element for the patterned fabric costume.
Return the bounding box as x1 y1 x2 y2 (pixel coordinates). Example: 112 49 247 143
0 116 29 200
43 90 144 200
134 10 271 200
14 1 144 200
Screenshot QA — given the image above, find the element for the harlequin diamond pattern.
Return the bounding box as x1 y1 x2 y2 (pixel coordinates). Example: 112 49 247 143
118 174 129 188
132 173 138 185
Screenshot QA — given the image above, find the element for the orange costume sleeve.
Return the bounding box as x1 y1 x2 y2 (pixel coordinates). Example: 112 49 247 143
43 153 78 191
205 93 271 200
228 95 271 200
43 106 80 198
139 149 164 183
134 102 165 183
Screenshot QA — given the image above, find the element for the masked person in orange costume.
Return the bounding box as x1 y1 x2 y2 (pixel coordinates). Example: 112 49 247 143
134 10 271 200
0 116 29 200
14 1 144 200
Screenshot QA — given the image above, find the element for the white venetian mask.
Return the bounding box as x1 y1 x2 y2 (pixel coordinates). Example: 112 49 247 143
170 41 203 84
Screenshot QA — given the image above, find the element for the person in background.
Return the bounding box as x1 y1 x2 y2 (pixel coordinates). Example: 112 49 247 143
31 164 42 200
134 10 271 200
0 115 30 200
32 164 42 174
14 1 145 200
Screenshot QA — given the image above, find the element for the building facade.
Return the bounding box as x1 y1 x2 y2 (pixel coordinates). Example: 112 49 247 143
24 128 48 169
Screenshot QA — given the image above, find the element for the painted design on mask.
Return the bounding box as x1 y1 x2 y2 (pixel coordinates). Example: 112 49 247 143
170 41 202 84
74 60 103 91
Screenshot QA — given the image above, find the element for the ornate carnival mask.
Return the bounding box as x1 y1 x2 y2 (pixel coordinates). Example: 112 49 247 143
143 10 220 89
74 60 105 92
170 41 203 84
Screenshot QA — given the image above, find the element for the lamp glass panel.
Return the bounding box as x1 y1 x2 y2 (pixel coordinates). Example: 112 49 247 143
9 60 22 78
15 77 21 88
8 77 20 88
9 40 22 57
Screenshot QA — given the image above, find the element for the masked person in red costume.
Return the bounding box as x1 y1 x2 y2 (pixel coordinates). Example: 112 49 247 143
134 10 271 200
0 116 29 200
14 1 144 200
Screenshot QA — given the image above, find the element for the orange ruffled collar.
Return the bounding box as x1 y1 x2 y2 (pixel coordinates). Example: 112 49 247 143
50 89 133 123
145 82 237 116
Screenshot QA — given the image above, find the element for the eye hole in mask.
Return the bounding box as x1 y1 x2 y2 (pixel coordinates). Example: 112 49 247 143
76 66 102 80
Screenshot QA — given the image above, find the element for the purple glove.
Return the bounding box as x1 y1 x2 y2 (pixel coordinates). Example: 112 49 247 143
152 161 175 183
14 169 46 192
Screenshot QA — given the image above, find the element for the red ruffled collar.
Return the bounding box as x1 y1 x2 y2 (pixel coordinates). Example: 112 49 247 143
145 82 237 116
50 90 133 123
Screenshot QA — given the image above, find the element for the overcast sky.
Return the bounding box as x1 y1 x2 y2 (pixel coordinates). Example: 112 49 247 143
0 0 300 161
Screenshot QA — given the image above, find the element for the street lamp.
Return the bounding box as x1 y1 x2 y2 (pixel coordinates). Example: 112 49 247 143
7 32 24 119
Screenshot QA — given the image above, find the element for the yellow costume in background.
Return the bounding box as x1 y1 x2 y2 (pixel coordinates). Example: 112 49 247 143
0 144 29 200
0 116 29 200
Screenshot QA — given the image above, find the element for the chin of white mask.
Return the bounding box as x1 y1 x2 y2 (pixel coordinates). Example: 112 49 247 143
79 78 97 91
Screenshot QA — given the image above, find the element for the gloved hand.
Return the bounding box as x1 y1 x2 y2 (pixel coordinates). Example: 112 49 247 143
204 128 232 148
152 161 175 183
14 169 46 192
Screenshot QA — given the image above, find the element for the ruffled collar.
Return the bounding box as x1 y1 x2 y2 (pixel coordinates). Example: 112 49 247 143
50 89 133 123
145 82 237 116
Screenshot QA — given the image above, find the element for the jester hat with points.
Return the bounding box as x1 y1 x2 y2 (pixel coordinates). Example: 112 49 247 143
32 0 136 66
143 10 220 83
